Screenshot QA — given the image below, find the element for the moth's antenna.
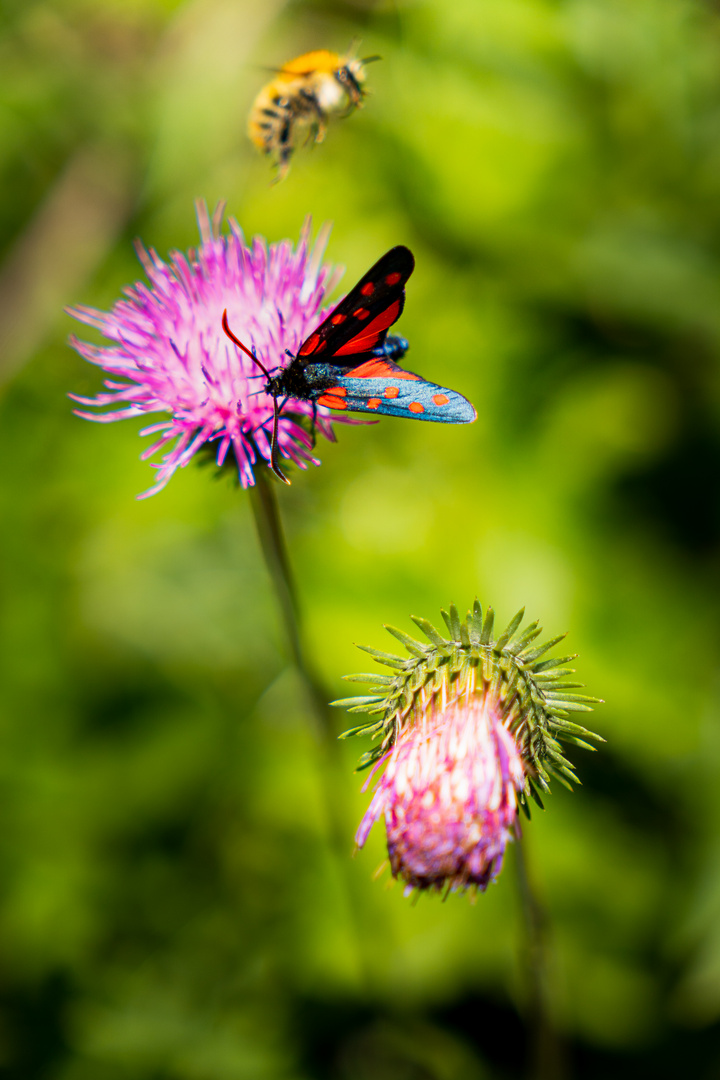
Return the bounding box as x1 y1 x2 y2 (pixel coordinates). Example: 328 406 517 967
222 310 271 380
222 310 290 484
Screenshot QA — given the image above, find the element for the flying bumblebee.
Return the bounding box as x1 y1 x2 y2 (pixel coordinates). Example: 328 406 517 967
248 49 379 182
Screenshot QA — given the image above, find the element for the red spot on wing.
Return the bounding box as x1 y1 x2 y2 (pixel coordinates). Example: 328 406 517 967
433 393 449 406
409 401 424 414
363 299 401 335
353 307 370 319
366 398 381 409
384 387 399 399
360 282 375 296
385 272 402 285
346 358 420 380
331 313 347 325
299 333 320 355
333 299 403 356
299 334 327 356
316 393 348 410
332 334 381 356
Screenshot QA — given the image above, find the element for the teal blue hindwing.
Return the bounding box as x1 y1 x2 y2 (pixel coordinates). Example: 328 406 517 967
330 375 476 424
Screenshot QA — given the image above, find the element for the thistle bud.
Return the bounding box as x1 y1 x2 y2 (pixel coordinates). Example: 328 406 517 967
334 602 603 897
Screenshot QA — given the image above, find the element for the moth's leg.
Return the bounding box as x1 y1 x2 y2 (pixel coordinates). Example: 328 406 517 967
270 396 290 484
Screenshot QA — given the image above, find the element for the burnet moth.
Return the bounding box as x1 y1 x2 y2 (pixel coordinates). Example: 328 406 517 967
222 245 476 483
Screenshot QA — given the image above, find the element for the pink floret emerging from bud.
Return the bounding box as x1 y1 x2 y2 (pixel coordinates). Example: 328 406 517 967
356 696 525 895
67 202 344 497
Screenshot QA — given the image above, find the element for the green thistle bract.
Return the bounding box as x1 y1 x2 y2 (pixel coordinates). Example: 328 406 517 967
334 601 604 812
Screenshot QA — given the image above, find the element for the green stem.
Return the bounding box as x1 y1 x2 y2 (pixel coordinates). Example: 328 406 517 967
514 835 566 1080
248 468 367 983
248 469 336 741
248 470 302 664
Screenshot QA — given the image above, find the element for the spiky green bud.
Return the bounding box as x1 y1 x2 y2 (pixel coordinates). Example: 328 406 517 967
333 601 603 812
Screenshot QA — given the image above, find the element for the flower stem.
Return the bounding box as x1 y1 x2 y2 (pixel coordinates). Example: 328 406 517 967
514 836 566 1080
248 470 302 665
248 469 336 741
248 468 367 982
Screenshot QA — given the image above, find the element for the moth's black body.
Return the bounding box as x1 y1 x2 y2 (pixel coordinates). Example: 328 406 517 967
265 338 408 404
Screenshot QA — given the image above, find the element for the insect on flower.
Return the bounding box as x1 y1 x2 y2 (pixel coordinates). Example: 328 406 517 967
67 204 350 496
248 48 379 181
222 245 476 484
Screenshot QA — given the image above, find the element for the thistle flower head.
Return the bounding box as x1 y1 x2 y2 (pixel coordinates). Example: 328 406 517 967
68 202 345 497
334 601 603 897
357 692 524 894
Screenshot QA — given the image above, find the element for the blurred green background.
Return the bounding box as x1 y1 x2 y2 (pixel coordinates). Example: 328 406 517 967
1 0 720 1075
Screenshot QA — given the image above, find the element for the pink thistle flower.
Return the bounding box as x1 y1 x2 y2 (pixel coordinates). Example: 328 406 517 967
67 201 345 497
356 685 525 896
336 602 603 898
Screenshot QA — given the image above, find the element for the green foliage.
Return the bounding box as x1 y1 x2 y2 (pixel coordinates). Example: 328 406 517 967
335 602 602 806
2 0 720 1075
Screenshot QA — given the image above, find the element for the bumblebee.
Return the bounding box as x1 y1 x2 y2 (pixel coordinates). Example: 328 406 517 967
248 50 378 181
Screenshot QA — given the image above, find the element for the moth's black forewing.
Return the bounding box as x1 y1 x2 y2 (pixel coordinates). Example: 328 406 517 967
296 245 414 368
